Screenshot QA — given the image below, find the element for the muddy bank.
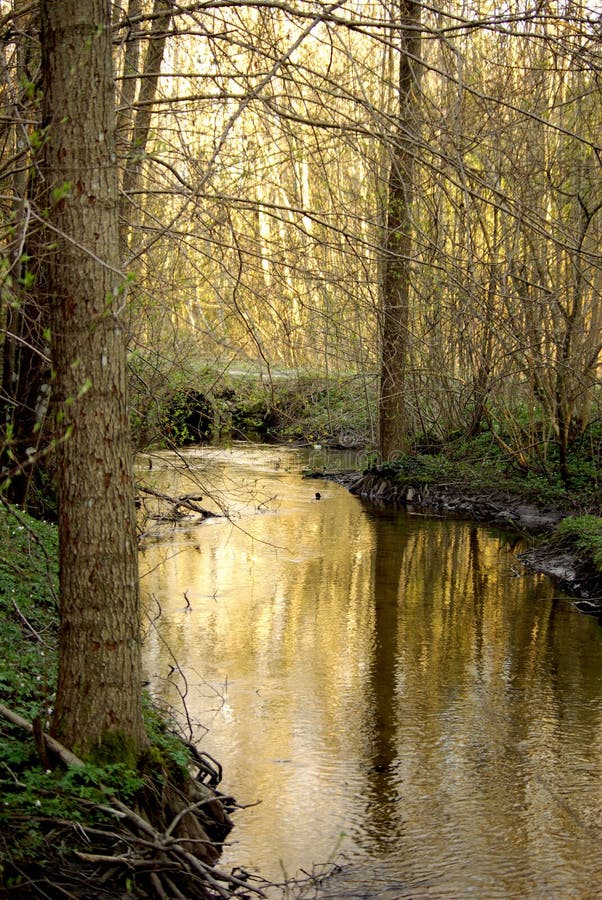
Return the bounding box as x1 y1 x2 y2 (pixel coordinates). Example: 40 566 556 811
324 470 602 611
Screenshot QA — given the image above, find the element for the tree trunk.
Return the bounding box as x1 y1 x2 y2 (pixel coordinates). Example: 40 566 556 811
0 186 50 511
119 0 173 263
0 4 51 514
378 0 421 461
41 0 146 759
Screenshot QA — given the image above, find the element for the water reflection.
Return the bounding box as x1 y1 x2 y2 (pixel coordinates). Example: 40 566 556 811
139 445 602 898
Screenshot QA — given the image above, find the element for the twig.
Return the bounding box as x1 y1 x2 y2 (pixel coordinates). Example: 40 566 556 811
73 851 159 868
165 798 219 838
167 844 230 899
149 871 169 899
163 874 188 900
12 599 48 644
185 740 222 786
0 702 267 898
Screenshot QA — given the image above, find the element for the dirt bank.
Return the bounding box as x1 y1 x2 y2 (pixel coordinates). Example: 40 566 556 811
325 470 602 612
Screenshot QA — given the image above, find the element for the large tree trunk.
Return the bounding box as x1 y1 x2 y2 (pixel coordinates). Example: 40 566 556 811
41 0 146 759
378 1 421 461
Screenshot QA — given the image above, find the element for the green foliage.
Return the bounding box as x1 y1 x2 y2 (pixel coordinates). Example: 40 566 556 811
28 127 46 152
0 748 143 822
554 515 602 572
0 507 198 892
0 507 141 867
131 366 377 450
266 374 376 445
372 453 457 485
142 698 192 777
0 507 58 718
363 433 602 515
452 408 602 499
128 357 602 506
60 760 144 802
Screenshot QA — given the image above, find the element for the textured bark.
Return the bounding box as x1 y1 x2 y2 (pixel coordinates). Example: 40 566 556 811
41 0 146 757
378 1 421 461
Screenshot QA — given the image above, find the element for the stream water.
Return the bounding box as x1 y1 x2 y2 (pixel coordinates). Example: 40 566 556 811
138 443 602 899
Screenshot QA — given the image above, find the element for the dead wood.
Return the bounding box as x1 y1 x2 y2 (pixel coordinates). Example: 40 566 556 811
0 701 86 768
137 484 220 521
0 702 267 899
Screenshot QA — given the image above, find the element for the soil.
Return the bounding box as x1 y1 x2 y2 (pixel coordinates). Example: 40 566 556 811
323 470 602 614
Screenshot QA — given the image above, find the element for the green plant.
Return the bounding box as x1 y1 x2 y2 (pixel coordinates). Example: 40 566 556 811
554 515 602 572
0 507 58 718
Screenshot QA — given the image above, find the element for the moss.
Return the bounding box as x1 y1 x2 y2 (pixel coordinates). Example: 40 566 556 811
84 729 140 769
141 699 192 782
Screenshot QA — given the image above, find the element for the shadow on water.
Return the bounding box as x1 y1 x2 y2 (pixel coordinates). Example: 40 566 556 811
138 444 602 899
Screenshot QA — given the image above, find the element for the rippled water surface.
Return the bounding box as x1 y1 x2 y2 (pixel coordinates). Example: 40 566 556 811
139 444 602 898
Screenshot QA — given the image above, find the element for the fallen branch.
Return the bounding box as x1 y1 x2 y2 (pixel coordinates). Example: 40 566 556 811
0 702 85 769
73 851 164 868
137 485 220 520
0 701 267 899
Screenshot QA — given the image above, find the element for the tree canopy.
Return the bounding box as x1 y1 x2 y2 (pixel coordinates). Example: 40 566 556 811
2 1 601 477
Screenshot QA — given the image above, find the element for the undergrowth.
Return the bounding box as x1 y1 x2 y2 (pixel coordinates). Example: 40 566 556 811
553 516 602 573
0 505 58 721
131 363 377 449
136 364 602 514
370 429 602 514
362 440 602 592
0 505 232 898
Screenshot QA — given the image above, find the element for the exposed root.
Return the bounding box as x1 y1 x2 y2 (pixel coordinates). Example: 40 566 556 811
0 702 268 899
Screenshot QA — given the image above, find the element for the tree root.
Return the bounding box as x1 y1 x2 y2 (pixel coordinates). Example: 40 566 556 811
0 702 269 899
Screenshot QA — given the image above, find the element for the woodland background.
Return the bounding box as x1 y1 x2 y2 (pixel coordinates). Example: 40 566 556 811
2 0 601 501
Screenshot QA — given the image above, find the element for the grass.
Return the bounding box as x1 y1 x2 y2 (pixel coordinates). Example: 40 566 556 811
553 516 602 573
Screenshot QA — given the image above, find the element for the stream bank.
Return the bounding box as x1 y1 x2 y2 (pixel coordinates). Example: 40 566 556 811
0 505 264 900
323 468 602 610
140 442 602 897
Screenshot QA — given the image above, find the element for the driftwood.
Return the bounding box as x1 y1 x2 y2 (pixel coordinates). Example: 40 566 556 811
136 484 222 528
0 702 268 899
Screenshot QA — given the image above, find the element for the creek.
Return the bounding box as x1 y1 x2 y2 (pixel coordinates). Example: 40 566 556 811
138 443 602 899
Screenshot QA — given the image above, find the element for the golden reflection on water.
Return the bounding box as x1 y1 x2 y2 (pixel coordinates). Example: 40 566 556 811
139 445 602 897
